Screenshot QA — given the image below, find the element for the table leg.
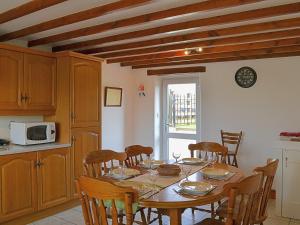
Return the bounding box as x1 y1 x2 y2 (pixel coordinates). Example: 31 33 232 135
168 208 181 225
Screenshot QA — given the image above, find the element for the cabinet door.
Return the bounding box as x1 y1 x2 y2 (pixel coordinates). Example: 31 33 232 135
282 150 300 219
0 152 37 223
37 148 70 210
71 58 101 128
0 49 23 111
71 127 100 196
24 54 56 112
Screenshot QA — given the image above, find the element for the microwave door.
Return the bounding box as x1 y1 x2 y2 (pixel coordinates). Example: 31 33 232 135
27 125 48 144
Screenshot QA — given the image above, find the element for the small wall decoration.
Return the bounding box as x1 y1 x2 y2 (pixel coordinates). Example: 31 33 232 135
104 87 122 107
235 66 257 88
138 84 146 97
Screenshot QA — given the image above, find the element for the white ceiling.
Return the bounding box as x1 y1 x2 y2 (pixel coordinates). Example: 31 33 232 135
1 0 300 50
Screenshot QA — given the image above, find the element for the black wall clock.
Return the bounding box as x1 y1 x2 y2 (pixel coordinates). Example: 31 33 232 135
235 66 257 88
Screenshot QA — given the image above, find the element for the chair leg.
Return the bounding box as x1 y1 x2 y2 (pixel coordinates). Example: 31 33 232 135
227 155 231 165
140 209 147 225
158 212 163 225
211 203 215 218
147 208 152 223
233 155 238 167
191 207 195 214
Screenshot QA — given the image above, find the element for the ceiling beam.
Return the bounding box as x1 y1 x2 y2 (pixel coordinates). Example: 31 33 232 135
133 51 300 69
99 28 300 59
120 37 300 66
51 1 300 52
26 0 262 48
80 17 300 54
147 66 206 76
0 0 150 42
0 0 66 24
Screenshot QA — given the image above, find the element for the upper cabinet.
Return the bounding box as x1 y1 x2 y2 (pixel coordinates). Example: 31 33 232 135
71 57 101 128
0 46 57 115
24 54 56 112
0 49 23 111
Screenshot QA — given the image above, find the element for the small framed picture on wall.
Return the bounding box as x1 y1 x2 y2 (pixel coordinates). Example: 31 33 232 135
104 87 122 107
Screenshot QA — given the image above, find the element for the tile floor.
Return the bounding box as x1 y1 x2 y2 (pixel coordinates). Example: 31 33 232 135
27 200 300 225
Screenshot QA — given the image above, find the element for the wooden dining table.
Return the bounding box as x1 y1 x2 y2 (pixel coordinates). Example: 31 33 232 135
132 163 244 225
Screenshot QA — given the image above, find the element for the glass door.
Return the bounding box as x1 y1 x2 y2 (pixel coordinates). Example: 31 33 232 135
162 78 201 160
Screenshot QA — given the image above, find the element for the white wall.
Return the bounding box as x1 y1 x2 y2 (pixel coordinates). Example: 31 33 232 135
132 56 300 174
101 63 136 152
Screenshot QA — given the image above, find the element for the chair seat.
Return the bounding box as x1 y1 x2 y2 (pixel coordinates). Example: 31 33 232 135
195 218 225 225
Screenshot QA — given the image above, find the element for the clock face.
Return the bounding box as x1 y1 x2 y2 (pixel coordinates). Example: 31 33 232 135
235 67 257 88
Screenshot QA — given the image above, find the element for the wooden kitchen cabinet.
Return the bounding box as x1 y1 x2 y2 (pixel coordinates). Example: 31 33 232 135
0 152 37 223
0 49 23 111
24 54 56 112
71 127 101 196
37 148 70 210
71 57 101 128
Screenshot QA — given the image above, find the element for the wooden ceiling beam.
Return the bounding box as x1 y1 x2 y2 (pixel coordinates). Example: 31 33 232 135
26 0 262 47
133 52 300 69
147 66 206 76
99 28 300 59
52 1 300 52
120 37 300 66
0 0 66 24
81 17 300 54
0 0 150 42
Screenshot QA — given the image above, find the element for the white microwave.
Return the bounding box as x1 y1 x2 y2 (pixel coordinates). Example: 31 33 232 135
10 122 56 145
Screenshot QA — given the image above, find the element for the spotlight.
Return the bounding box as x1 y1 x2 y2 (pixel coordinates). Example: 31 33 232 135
197 47 203 52
184 50 190 55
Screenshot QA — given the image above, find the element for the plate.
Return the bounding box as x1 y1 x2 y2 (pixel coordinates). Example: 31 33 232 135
141 160 164 168
179 181 214 195
201 168 229 178
111 168 140 177
181 157 204 165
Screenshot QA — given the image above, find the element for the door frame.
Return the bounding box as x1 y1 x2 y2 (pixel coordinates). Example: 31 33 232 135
161 77 201 160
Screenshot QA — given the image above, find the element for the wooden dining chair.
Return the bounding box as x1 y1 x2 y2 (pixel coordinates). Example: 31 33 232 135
76 176 143 225
188 142 228 216
216 159 279 225
196 173 263 225
220 130 242 167
83 150 147 225
83 149 127 177
125 145 153 167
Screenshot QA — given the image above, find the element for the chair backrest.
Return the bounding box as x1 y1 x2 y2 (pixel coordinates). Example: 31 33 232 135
188 142 228 163
125 145 153 167
76 176 138 225
253 159 279 223
221 130 242 154
83 150 127 177
224 173 263 225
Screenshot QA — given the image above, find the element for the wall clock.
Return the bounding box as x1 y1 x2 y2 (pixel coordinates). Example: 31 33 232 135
235 66 257 88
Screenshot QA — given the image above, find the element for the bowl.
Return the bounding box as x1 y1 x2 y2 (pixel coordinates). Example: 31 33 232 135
157 164 181 176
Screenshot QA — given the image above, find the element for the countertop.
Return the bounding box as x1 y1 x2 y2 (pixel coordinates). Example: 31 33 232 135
0 142 71 156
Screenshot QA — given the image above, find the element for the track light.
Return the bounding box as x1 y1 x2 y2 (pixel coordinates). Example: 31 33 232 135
184 47 203 55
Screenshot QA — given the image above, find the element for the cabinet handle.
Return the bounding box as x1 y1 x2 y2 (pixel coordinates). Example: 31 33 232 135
35 160 44 167
71 136 76 146
71 112 76 121
285 157 288 168
25 95 29 102
21 94 26 102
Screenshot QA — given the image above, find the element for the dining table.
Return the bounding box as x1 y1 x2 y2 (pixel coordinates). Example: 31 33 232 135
113 161 244 225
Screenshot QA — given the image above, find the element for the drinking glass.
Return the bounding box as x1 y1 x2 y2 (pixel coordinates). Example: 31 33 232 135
148 169 158 194
181 165 192 181
172 152 181 163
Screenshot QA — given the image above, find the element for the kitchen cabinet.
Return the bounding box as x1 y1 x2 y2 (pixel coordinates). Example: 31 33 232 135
24 54 56 111
0 46 57 115
37 148 70 210
0 152 37 223
71 127 101 196
275 141 300 220
71 57 101 128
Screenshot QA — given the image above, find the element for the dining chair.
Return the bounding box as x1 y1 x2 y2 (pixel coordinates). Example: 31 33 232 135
216 159 279 225
196 173 263 225
188 142 228 216
83 150 147 225
220 130 242 167
188 142 228 164
125 145 153 167
125 145 162 225
76 176 145 225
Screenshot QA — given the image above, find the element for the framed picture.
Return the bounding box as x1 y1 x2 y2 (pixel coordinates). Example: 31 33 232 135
104 87 122 107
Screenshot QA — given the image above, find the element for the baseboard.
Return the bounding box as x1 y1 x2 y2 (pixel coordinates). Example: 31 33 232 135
270 189 276 199
2 199 80 225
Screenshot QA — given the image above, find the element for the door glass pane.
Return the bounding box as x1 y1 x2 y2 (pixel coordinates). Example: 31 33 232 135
167 83 196 134
168 138 196 160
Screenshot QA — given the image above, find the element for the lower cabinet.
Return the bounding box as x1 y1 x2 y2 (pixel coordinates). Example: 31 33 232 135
0 152 37 223
0 148 70 223
71 127 101 197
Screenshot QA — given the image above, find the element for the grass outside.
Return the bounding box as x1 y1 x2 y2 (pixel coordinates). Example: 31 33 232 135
175 123 196 130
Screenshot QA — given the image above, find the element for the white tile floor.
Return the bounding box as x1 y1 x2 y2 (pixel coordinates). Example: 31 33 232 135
27 200 300 225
